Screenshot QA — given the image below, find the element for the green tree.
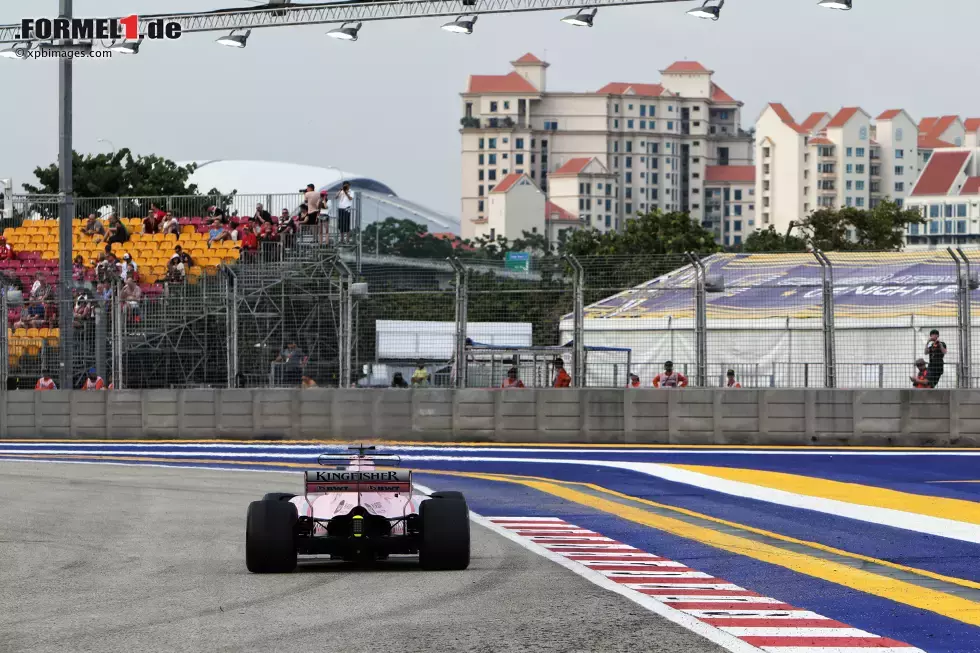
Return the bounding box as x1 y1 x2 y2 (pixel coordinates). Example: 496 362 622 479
362 217 460 258
796 200 925 251
562 209 720 257
741 225 808 252
23 148 224 197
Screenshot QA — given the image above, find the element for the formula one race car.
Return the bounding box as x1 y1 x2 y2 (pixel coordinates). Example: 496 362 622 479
245 444 470 573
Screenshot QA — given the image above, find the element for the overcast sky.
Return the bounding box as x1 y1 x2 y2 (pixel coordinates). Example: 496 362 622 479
1 0 978 216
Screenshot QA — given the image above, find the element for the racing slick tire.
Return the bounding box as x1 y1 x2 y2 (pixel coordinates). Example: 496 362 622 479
246 499 298 573
261 492 296 502
430 491 464 501
418 497 470 571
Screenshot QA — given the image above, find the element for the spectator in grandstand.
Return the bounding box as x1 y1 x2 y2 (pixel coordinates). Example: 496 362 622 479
35 375 57 390
161 212 180 237
95 282 112 302
72 255 86 282
501 367 525 388
725 369 742 388
82 368 105 390
165 256 185 284
925 329 947 388
552 357 571 387
391 372 409 388
278 209 297 237
652 361 688 388
302 184 322 223
239 224 259 254
206 219 225 245
274 343 305 385
149 203 166 221
105 215 129 247
411 361 430 387
254 203 272 223
207 205 227 224
336 182 354 245
120 278 142 318
0 236 12 261
628 373 641 387
142 211 160 234
83 214 106 239
297 205 317 228
171 245 194 268
73 291 93 327
29 272 51 301
120 253 138 282
910 358 930 388
257 219 278 243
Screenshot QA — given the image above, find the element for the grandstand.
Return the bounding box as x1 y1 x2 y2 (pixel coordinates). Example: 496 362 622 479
560 251 980 389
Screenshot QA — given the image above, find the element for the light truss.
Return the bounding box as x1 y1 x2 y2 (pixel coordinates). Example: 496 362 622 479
0 0 693 43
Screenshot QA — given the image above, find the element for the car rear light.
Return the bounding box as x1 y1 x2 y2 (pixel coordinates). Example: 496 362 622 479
353 514 364 538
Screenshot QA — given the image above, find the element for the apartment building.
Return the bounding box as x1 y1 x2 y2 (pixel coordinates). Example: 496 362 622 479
459 54 754 242
703 165 755 246
903 149 980 248
471 172 585 244
755 104 920 236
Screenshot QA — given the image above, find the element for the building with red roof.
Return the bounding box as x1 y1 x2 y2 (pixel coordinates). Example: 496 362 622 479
460 54 752 244
902 148 980 248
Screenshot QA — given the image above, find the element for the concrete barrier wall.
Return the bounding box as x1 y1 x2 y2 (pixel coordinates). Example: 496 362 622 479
1 388 978 446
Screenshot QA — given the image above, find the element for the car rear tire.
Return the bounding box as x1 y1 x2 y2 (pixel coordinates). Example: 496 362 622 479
246 499 298 573
261 492 296 502
419 497 470 571
430 491 464 501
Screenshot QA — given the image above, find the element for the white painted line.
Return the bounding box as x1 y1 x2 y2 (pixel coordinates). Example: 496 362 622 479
719 627 874 637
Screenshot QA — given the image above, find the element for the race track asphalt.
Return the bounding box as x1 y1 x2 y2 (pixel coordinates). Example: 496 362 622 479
0 461 726 653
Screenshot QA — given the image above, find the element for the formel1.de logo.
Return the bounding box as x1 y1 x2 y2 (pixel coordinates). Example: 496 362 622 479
17 15 182 41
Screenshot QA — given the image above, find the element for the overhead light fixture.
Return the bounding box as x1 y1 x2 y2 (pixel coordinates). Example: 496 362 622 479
328 22 362 41
216 28 251 48
818 0 852 9
108 37 142 54
687 0 724 20
0 42 31 59
442 15 478 34
561 8 596 26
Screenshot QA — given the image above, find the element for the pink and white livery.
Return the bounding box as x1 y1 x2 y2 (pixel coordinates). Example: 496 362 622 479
245 444 470 573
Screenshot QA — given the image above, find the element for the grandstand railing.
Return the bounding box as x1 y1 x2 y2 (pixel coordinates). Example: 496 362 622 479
3 195 978 390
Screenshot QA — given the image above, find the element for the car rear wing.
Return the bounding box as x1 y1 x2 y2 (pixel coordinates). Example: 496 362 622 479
305 469 412 494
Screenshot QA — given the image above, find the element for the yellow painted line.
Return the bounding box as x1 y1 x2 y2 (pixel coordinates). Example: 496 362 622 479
929 480 980 484
464 473 980 627
664 464 980 526
9 452 980 605
3 439 980 450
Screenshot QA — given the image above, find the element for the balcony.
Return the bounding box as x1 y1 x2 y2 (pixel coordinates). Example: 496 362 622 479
460 116 519 130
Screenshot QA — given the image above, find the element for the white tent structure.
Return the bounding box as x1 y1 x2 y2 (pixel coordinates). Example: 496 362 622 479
560 251 980 389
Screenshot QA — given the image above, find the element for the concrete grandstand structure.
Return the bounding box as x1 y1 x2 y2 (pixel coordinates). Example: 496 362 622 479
181 159 462 235
560 251 980 389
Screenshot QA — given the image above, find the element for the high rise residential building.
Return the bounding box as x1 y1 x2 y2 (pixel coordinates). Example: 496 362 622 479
459 53 754 243
754 104 922 237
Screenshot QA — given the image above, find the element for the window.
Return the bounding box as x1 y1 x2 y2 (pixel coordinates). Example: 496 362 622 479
667 121 673 130
478 154 484 165
945 204 954 218
488 170 497 181
896 128 904 142
516 154 524 164
614 119 619 129
846 180 853 190
626 142 633 153
640 105 646 117
625 172 632 183
490 101 497 112
958 204 968 217
478 169 484 181
614 103 620 113
626 156 632 168
668 105 674 112
515 138 524 149
895 166 904 175
478 185 484 196
763 147 771 158
895 149 903 159
930 205 940 218
628 104 633 110
734 206 742 217
640 120 646 129
895 182 905 192
930 220 939 234
956 137 963 146
846 196 853 207
544 121 558 131
628 120 634 129
614 142 619 153
958 220 968 234
856 180 864 191
847 147 853 157
856 164 865 174
478 200 484 212
856 197 865 207
859 126 868 140
856 148 865 157
503 101 510 110
734 220 742 231
649 105 655 116
734 190 742 200
488 153 497 164
846 164 853 174
488 138 497 149
478 138 485 149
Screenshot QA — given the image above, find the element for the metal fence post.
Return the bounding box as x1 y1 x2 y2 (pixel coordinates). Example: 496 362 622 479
686 252 708 387
111 283 124 389
564 255 585 387
952 248 972 388
225 266 239 389
447 257 469 388
336 258 353 388
812 249 836 388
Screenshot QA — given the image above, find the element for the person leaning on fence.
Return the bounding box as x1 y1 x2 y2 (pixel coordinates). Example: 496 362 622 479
501 367 525 388
553 357 571 387
925 329 947 388
302 184 322 223
652 361 688 388
628 373 641 388
725 369 742 388
82 368 105 390
910 358 930 388
392 372 409 388
411 361 430 387
35 375 57 391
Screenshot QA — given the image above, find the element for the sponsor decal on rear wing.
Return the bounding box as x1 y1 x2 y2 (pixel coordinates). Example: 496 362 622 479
305 469 412 493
